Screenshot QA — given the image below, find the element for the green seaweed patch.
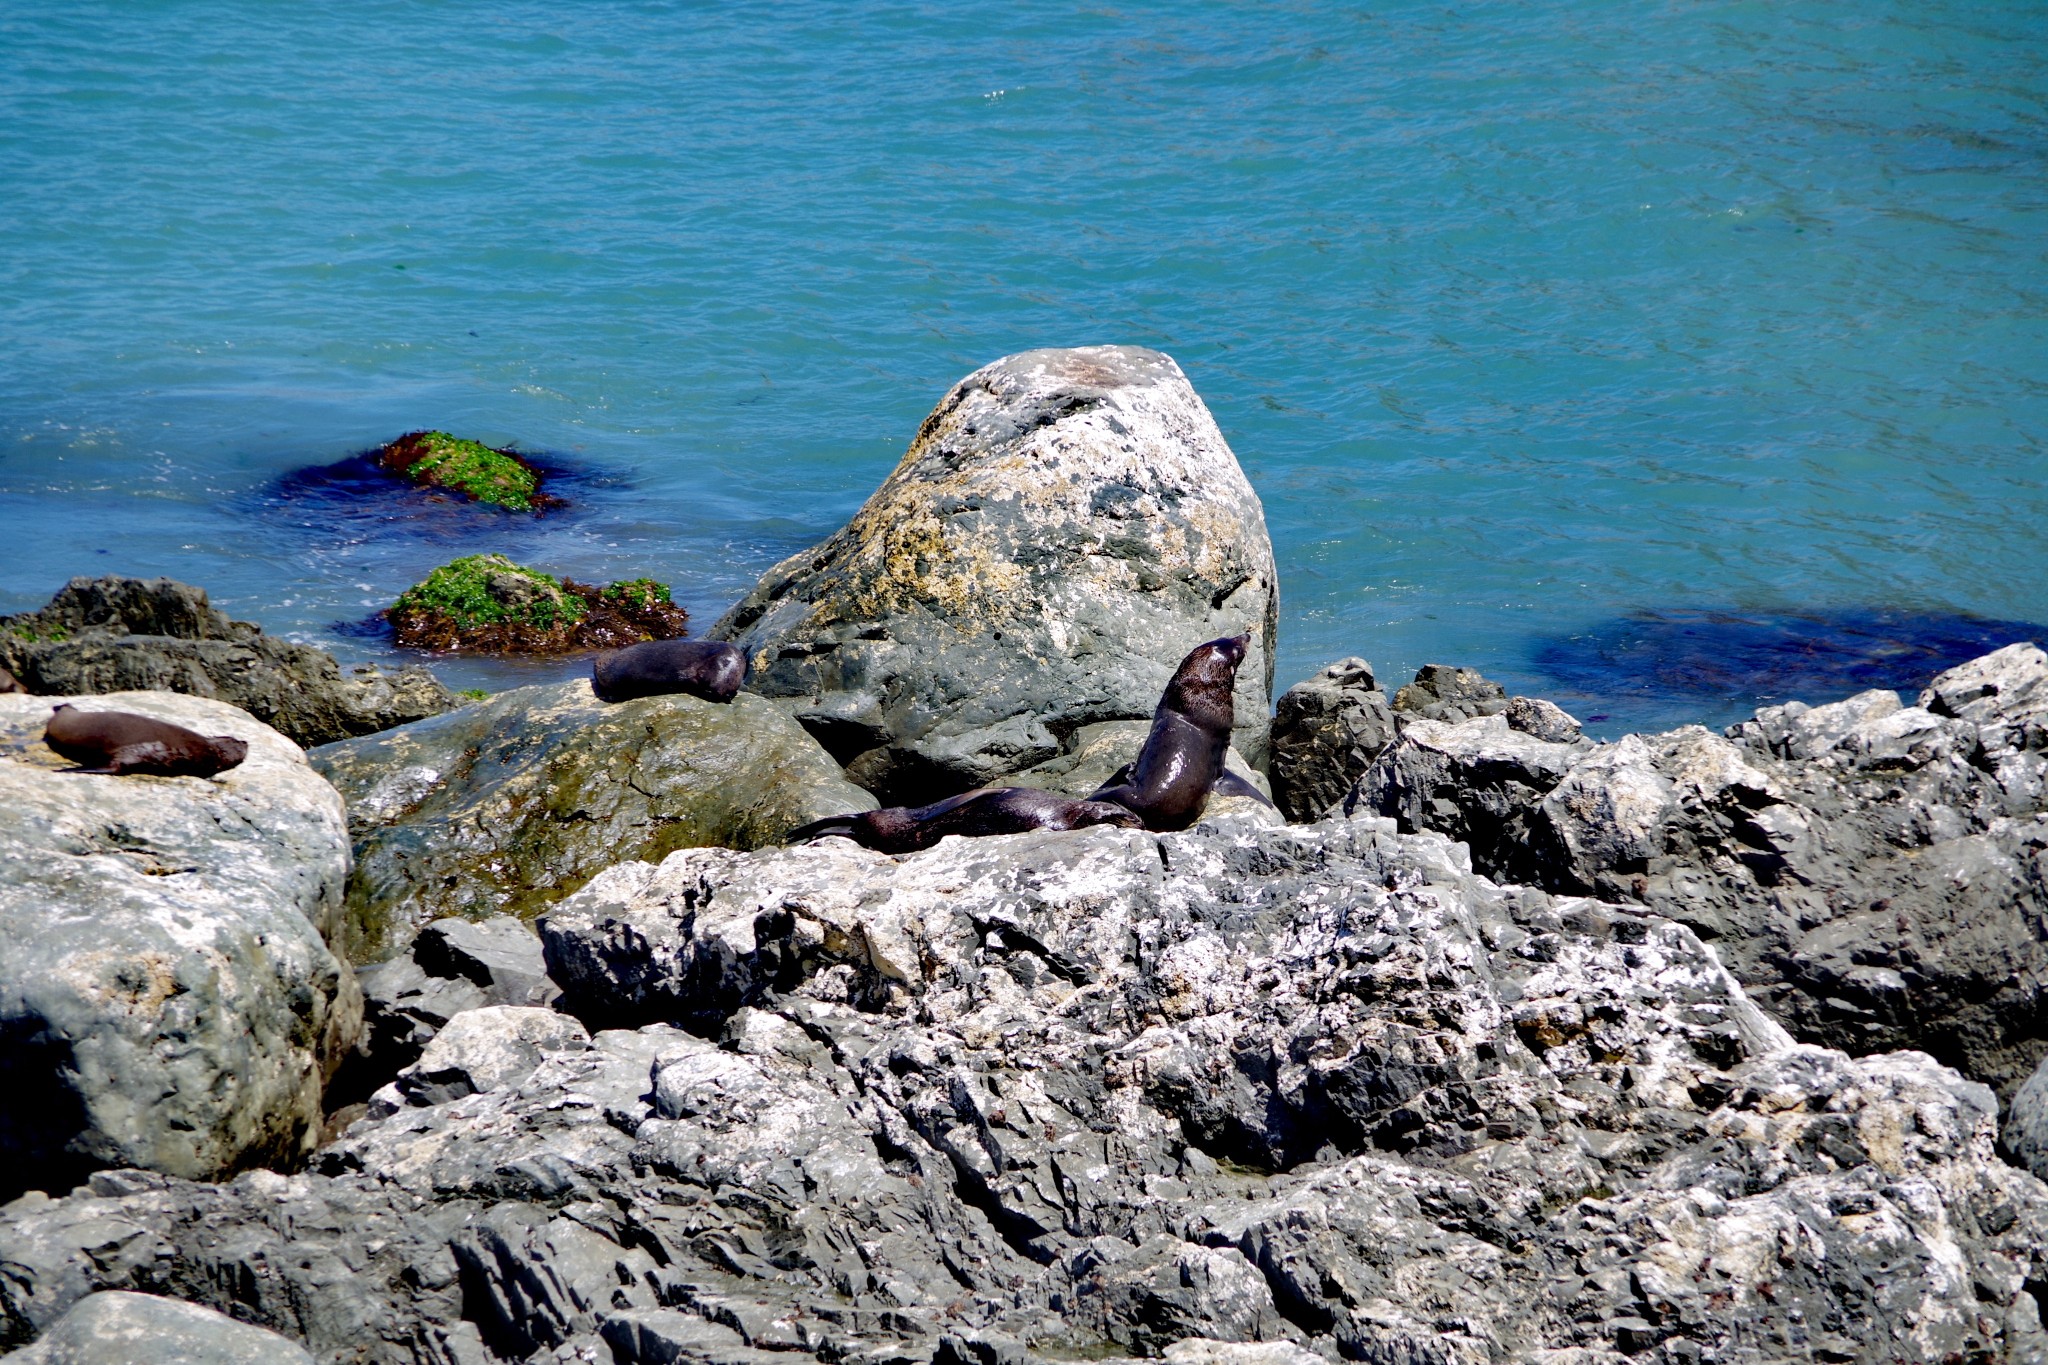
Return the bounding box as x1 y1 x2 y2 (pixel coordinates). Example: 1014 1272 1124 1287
375 431 560 513
600 578 671 612
387 556 689 655
5 621 70 643
457 688 491 700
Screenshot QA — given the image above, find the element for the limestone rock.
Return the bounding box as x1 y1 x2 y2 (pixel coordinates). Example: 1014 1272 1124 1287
1267 658 1396 821
0 1290 314 1365
0 577 454 748
309 682 876 961
0 693 357 1202
709 346 1278 804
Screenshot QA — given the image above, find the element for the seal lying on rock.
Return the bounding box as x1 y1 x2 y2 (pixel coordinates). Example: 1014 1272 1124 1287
790 786 1141 854
591 639 746 704
1089 631 1274 830
42 703 249 777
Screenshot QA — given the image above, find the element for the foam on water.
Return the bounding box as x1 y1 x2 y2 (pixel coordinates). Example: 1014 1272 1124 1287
2 2 2044 726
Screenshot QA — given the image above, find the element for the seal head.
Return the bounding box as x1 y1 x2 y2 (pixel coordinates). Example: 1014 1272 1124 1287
43 704 249 777
1088 632 1270 831
790 786 1142 854
592 639 747 704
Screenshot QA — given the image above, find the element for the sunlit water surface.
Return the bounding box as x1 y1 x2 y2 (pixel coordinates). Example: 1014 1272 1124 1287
4 2 2045 734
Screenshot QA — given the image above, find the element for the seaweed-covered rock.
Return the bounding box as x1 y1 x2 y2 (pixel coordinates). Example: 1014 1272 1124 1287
0 577 453 748
0 693 357 1202
309 681 875 961
710 346 1279 805
386 555 689 654
1267 658 1397 821
373 430 560 513
9 812 2043 1362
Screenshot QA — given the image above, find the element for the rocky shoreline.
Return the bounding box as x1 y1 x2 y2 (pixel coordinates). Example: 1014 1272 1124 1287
4 347 2047 1364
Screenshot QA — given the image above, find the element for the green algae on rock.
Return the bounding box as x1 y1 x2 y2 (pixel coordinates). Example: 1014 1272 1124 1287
374 430 561 512
387 554 689 654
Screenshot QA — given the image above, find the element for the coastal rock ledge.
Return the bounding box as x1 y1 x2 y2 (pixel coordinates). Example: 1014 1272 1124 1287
710 346 1279 805
6 809 2045 1363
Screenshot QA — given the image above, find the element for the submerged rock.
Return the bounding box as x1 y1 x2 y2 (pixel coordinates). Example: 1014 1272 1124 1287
0 692 357 1203
386 555 689 654
0 576 455 748
710 346 1279 804
309 681 875 961
6 812 2043 1362
1348 643 2048 1100
373 430 561 513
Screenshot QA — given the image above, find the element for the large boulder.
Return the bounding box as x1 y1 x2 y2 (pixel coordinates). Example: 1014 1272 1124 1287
0 577 454 748
309 682 876 962
709 346 1279 805
0 693 358 1202
0 1291 314 1365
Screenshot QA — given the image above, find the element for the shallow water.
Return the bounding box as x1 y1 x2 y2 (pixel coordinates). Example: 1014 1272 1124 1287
3 2 2044 735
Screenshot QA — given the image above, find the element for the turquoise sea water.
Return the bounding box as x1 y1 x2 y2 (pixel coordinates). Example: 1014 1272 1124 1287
3 2 2045 734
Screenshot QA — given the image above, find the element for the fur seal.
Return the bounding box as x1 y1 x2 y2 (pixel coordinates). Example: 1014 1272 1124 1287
1088 631 1274 831
0 666 23 694
790 786 1142 854
43 704 249 777
591 639 746 704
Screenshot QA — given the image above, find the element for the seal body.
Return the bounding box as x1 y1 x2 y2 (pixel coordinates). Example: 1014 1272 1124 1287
1089 632 1271 831
592 639 746 704
790 787 1142 854
43 704 249 777
0 666 23 694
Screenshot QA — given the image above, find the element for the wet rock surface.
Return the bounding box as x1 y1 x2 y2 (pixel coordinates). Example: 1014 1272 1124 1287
8 810 2037 1362
709 347 1279 805
1347 643 2048 1101
310 682 876 962
0 577 455 748
0 692 358 1204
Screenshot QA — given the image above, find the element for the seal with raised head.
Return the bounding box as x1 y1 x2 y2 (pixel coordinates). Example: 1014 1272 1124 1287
591 639 746 704
43 704 249 777
1088 631 1273 831
790 786 1142 855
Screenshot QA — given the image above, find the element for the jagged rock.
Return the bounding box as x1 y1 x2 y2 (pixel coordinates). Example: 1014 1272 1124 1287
0 1290 314 1365
309 682 876 962
1344 645 2048 1101
1267 658 1397 822
0 693 357 1203
9 813 2047 1362
411 916 561 1008
1390 663 1506 723
1347 711 1594 885
1502 693 1581 744
376 1006 592 1113
2008 1052 2048 1183
709 347 1279 805
0 577 454 748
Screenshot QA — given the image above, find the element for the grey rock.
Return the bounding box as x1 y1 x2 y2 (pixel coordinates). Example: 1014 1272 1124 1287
1390 663 1506 723
1344 645 2048 1101
0 577 453 748
1347 711 1594 885
1268 658 1397 822
380 1006 592 1111
10 814 2048 1363
309 682 876 962
412 915 561 1008
708 347 1279 804
1502 693 1581 744
0 1290 313 1365
0 693 358 1203
2007 1051 2048 1183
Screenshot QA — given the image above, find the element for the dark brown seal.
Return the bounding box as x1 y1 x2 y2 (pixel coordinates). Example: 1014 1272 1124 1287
591 639 746 704
790 786 1142 854
1088 631 1273 831
43 704 249 777
0 665 23 694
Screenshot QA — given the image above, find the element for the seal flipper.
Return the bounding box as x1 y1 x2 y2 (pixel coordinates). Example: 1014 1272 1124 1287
789 813 865 843
1211 770 1277 810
